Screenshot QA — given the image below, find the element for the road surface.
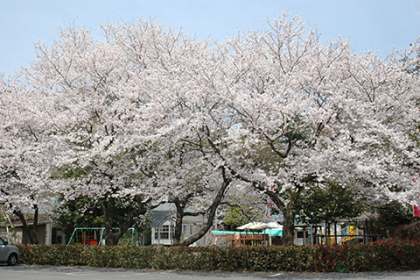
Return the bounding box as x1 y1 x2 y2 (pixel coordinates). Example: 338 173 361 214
1 265 420 280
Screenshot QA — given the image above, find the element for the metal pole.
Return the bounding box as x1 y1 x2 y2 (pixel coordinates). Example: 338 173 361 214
99 229 105 246
67 228 77 245
334 223 337 245
131 228 134 247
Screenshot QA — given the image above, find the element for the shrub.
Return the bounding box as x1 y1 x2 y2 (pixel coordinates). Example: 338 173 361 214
16 238 420 272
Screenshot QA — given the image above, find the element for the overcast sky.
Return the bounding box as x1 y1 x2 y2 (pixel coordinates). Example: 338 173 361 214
1 0 419 76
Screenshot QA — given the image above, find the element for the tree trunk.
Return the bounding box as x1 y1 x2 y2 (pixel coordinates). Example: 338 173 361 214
102 197 149 245
253 182 300 246
282 207 295 246
175 175 231 246
102 198 117 245
14 206 38 244
173 199 184 246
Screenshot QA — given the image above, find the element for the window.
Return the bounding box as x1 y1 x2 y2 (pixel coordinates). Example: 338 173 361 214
155 225 174 240
52 228 63 244
190 225 193 235
183 225 188 234
160 225 170 239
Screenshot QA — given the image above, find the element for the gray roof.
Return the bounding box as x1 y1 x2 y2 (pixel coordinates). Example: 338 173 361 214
149 210 173 228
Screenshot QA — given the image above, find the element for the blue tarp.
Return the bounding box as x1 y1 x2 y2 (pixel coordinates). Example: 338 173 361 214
212 230 282 237
263 229 283 236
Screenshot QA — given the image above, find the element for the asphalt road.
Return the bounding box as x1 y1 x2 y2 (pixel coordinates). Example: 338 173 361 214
1 265 420 280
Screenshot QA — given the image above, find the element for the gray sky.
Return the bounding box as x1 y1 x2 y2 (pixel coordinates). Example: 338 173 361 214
1 0 419 76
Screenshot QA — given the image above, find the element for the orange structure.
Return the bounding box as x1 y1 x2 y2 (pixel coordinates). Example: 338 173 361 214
213 231 269 247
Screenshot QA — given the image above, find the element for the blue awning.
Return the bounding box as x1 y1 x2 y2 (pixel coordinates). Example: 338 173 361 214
212 230 282 237
212 230 263 235
263 229 283 236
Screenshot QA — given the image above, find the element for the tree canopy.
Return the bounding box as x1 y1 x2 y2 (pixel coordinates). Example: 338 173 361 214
1 14 419 245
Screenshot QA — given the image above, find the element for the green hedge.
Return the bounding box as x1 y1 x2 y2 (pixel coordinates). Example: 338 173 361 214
16 238 420 272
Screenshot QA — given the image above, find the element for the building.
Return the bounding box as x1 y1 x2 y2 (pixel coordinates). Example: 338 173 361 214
148 204 211 246
0 211 66 245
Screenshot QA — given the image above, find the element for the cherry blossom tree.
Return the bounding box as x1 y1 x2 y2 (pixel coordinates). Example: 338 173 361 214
107 22 237 246
116 15 420 246
145 137 238 246
0 77 54 244
144 14 419 246
22 21 236 245
22 25 160 245
9 15 419 247
210 16 420 245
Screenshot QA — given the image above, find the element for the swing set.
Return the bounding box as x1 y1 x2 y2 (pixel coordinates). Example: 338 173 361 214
67 227 141 246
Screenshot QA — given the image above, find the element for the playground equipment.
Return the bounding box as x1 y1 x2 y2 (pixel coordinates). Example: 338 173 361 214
313 223 383 245
340 225 362 244
67 227 141 246
339 225 382 244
